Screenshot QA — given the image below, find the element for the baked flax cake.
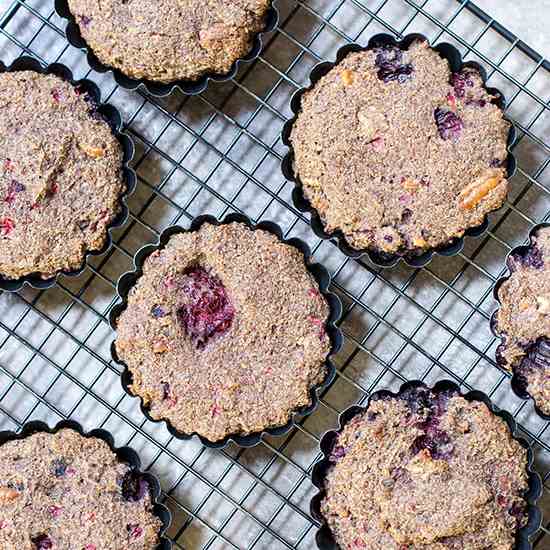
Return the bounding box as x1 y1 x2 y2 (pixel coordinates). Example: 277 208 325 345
67 0 271 83
495 226 550 416
319 387 529 549
289 39 510 258
0 71 124 281
0 429 161 549
115 222 332 443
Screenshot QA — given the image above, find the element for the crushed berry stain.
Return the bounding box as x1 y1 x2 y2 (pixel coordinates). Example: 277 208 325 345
434 108 464 141
0 218 15 236
374 45 414 84
177 266 235 349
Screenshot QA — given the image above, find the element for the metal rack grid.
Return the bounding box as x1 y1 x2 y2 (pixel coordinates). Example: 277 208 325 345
0 0 549 548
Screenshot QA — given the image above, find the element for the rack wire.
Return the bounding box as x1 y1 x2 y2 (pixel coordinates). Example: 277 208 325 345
0 0 549 548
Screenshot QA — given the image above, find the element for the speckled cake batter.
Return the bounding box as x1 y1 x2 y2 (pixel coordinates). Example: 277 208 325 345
495 226 550 415
0 429 161 549
320 387 529 549
67 0 271 83
289 39 510 257
115 222 332 442
0 71 124 280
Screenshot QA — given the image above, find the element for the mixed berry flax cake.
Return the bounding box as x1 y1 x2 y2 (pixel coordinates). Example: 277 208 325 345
0 71 124 281
66 0 271 83
0 429 161 549
114 221 332 443
288 39 510 258
318 387 529 549
494 226 550 416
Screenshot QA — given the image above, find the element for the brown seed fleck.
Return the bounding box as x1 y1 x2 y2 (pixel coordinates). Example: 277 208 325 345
341 69 354 86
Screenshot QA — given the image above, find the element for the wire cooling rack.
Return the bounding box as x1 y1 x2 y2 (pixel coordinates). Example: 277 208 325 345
1 0 550 548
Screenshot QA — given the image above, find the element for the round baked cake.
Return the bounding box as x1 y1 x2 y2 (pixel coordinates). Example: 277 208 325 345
319 387 529 549
66 0 271 83
0 428 162 549
0 71 124 281
289 39 511 257
495 226 550 416
114 222 332 442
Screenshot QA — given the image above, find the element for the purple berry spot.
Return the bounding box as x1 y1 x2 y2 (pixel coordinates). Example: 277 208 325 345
51 458 67 478
151 305 167 318
51 89 62 103
434 108 464 141
490 158 504 168
466 98 487 108
121 470 148 502
177 266 235 348
32 535 53 549
330 445 347 462
4 180 25 205
366 411 378 421
451 72 475 98
514 245 544 270
79 15 92 27
374 45 414 84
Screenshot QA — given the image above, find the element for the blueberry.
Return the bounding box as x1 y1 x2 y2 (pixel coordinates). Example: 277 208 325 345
434 108 464 141
177 266 235 348
399 387 432 416
411 428 454 460
374 45 414 84
32 534 53 549
151 305 167 318
120 470 148 502
51 458 67 478
330 445 347 462
450 71 475 98
516 338 550 377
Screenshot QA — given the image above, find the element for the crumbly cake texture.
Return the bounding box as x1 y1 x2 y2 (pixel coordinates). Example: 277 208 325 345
115 222 332 442
289 40 510 257
320 388 529 549
67 0 271 84
0 429 162 549
0 71 124 280
495 227 550 415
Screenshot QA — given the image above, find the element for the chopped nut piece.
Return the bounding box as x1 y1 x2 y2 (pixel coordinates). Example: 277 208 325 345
152 338 169 354
341 69 354 86
458 175 503 210
79 143 105 159
402 179 418 193
303 178 321 189
0 487 19 503
412 237 427 248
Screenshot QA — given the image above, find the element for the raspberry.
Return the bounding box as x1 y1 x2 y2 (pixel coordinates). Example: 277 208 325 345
177 266 234 348
0 218 14 236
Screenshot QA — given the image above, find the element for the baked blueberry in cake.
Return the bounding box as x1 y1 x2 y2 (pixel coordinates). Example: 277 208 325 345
0 71 124 281
288 39 511 258
0 429 161 549
494 226 550 416
114 221 332 443
318 387 529 549
66 0 271 84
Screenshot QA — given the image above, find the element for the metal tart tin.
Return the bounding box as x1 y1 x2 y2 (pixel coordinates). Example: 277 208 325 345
0 418 172 550
0 56 136 292
108 212 343 449
281 32 517 269
491 222 550 421
310 379 542 550
54 0 279 97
